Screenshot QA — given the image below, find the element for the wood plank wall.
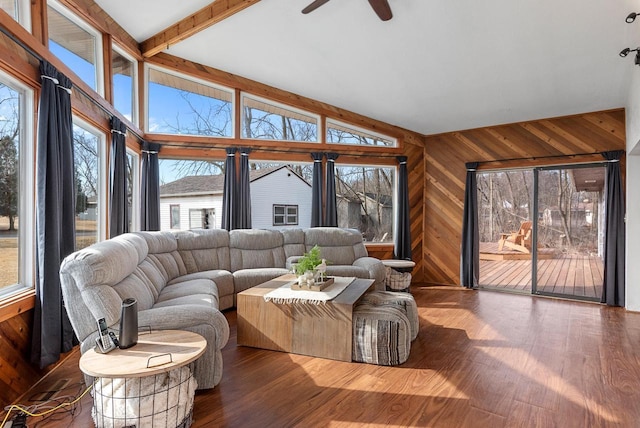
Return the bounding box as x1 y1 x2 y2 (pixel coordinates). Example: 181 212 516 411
422 109 626 285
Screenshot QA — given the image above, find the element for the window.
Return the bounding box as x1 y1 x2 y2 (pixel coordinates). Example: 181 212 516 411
147 66 233 137
170 205 180 229
273 205 298 226
126 149 139 232
327 119 396 147
73 119 106 249
112 45 138 125
335 165 394 242
241 93 319 142
47 0 103 95
0 73 34 296
158 158 225 231
0 0 31 30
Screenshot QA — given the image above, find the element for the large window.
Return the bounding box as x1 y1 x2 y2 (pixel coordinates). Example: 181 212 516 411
327 119 396 147
73 120 105 249
0 73 34 295
335 165 394 242
147 66 233 137
112 45 138 125
241 93 319 142
0 0 31 30
47 0 103 95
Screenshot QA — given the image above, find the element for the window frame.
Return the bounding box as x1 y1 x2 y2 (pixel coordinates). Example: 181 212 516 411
326 118 397 148
144 64 235 138
273 204 299 226
47 0 105 96
111 43 139 126
0 0 32 31
241 92 320 143
0 70 35 299
72 116 107 245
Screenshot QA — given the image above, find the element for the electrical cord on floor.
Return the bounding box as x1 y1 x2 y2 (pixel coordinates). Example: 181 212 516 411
0 381 94 428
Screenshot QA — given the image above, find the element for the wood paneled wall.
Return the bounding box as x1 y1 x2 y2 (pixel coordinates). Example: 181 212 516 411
422 109 626 285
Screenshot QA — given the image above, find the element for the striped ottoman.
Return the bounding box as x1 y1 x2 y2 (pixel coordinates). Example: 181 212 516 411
352 303 411 366
360 291 419 341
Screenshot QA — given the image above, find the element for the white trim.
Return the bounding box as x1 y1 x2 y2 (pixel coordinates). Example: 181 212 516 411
144 63 235 137
326 118 397 148
47 0 104 97
112 43 139 127
240 92 321 143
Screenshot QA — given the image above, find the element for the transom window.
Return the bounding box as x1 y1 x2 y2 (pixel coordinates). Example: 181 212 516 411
147 66 233 137
0 0 31 30
241 93 319 142
112 45 138 125
327 119 396 147
273 205 298 226
47 0 103 95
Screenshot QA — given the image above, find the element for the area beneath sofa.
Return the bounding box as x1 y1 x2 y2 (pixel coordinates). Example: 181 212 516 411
236 274 374 362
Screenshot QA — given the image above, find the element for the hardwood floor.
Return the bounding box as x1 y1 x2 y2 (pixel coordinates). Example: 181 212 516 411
8 286 640 427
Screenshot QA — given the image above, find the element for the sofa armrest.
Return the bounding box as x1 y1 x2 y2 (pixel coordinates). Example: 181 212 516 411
138 305 230 349
286 255 303 270
353 257 386 289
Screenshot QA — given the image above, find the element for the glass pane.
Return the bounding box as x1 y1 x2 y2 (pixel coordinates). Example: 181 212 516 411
113 48 135 123
0 82 20 289
242 96 318 142
274 206 285 215
170 205 180 229
0 0 17 20
73 123 100 249
327 120 396 147
148 68 232 137
536 167 604 299
48 5 97 91
335 165 394 242
126 151 136 232
477 170 533 291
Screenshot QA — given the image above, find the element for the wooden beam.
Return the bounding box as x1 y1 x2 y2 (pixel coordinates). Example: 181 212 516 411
140 0 261 58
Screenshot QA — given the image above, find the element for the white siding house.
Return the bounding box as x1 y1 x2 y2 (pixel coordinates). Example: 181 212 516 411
159 166 311 231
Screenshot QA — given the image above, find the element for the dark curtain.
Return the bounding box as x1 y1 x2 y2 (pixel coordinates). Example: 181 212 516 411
394 156 411 260
310 152 324 227
238 147 252 229
324 152 339 227
221 147 237 231
460 162 479 288
601 150 626 306
31 61 76 368
140 141 161 231
109 116 128 237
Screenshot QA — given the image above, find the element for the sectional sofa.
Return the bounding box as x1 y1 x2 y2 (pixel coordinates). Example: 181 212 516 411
59 227 386 390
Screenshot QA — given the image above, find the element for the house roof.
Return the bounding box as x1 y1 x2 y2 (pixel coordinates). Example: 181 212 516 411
95 0 635 136
160 165 309 196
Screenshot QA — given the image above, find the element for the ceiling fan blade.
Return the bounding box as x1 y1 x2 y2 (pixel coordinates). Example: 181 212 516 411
367 0 393 21
302 0 331 14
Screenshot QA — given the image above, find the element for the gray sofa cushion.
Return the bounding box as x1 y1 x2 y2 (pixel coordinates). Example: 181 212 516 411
174 229 231 272
304 227 368 264
229 229 286 271
281 228 306 260
232 268 290 295
167 270 234 310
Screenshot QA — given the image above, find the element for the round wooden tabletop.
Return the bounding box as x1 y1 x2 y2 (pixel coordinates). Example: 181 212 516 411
79 329 207 378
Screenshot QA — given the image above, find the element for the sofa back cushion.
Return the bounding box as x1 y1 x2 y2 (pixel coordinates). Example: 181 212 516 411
281 228 305 260
132 232 186 297
304 227 368 265
229 229 286 271
174 229 231 273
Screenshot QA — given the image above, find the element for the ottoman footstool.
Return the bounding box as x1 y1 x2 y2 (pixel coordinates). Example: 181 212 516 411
352 303 411 366
360 291 419 341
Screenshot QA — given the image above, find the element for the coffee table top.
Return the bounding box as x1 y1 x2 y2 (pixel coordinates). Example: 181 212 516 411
79 329 206 378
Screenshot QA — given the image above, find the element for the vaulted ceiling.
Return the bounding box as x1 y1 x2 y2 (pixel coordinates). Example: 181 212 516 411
95 0 639 135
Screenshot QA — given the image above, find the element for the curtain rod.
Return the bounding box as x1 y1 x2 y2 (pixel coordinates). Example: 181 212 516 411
0 23 144 142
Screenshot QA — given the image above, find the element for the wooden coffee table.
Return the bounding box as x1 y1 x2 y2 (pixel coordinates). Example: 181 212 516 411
237 274 374 362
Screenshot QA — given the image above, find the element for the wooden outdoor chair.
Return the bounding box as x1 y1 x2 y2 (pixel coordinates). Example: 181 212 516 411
498 220 533 253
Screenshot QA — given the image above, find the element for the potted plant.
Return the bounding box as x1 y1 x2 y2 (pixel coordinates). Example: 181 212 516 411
293 245 326 286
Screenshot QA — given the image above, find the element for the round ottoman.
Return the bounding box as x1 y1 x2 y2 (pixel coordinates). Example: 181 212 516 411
360 290 419 341
352 303 411 366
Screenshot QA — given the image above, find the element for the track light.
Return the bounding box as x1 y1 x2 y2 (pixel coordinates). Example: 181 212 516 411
627 12 640 23
620 48 640 65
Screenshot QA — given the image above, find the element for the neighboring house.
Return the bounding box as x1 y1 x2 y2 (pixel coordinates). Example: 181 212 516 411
159 166 312 231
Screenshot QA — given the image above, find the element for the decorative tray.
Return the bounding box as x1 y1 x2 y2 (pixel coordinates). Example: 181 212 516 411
291 277 335 291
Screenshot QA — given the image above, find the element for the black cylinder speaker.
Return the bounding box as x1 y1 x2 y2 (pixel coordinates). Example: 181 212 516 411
118 298 138 349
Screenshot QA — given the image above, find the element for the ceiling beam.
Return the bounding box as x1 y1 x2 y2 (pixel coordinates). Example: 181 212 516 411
140 0 261 58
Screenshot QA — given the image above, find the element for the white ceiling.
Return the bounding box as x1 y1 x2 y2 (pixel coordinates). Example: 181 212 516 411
96 0 639 135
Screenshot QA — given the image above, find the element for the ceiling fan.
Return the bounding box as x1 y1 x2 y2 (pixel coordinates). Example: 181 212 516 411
302 0 393 21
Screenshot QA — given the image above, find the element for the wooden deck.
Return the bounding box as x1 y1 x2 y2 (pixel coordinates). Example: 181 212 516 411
480 254 604 299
